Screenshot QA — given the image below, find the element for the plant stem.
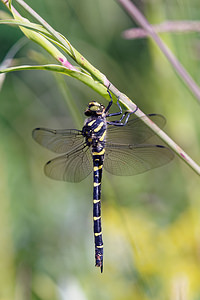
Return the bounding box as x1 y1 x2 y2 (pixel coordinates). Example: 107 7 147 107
13 0 108 84
117 0 200 103
131 107 200 176
123 21 200 39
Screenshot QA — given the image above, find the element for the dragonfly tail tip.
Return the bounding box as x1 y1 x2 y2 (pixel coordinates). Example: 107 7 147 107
101 265 103 273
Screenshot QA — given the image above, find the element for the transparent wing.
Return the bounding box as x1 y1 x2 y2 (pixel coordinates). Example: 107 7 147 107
44 145 93 182
106 114 166 144
104 143 174 176
32 128 84 153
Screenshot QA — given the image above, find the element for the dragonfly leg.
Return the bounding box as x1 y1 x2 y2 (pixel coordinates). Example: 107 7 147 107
105 86 123 117
105 85 115 113
107 107 138 126
106 84 138 124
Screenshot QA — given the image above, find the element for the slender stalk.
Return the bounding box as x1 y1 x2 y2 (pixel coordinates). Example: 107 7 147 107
0 37 27 89
13 0 108 85
123 21 200 39
130 107 200 175
1 0 77 70
117 0 200 103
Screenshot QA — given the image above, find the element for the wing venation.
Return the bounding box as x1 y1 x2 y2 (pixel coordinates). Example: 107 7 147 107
104 143 174 176
32 128 84 153
44 145 93 182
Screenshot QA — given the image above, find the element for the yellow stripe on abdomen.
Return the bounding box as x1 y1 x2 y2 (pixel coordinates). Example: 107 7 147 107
93 199 100 203
96 245 103 248
94 165 103 171
94 216 101 221
95 232 102 236
93 149 105 156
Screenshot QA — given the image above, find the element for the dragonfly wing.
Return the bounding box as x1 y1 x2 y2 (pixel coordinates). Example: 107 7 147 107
32 128 84 153
107 114 166 144
104 143 174 176
44 145 93 182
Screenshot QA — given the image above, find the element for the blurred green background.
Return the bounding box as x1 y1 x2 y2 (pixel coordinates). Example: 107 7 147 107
0 0 200 299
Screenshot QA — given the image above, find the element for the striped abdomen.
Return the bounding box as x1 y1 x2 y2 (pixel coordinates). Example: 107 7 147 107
84 117 107 273
93 147 105 273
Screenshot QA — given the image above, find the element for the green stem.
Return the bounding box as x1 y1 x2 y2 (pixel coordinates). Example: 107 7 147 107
14 0 108 84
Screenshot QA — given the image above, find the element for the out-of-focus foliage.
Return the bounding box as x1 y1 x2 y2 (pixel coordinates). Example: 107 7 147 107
0 0 200 299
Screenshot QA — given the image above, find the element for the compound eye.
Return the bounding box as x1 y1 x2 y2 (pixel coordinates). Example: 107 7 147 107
90 105 99 112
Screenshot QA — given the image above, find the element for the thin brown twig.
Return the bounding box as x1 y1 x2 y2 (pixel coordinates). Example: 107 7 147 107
123 20 200 39
116 0 200 103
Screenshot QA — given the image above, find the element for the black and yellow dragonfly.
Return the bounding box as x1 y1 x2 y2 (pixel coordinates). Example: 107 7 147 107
32 90 174 273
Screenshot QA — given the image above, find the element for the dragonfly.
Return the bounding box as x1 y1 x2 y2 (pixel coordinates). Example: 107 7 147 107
32 89 174 273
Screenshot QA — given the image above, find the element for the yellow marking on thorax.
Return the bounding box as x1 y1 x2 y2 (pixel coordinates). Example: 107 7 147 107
93 216 101 221
87 120 96 126
99 130 106 141
94 122 104 132
95 231 102 236
94 182 101 187
93 199 100 203
94 165 103 171
96 245 103 248
93 149 105 156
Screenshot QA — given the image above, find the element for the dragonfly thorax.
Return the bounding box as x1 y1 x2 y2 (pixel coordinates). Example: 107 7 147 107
82 115 107 146
85 101 105 117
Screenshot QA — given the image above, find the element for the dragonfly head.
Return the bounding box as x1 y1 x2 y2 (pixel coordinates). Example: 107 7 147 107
85 102 105 116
